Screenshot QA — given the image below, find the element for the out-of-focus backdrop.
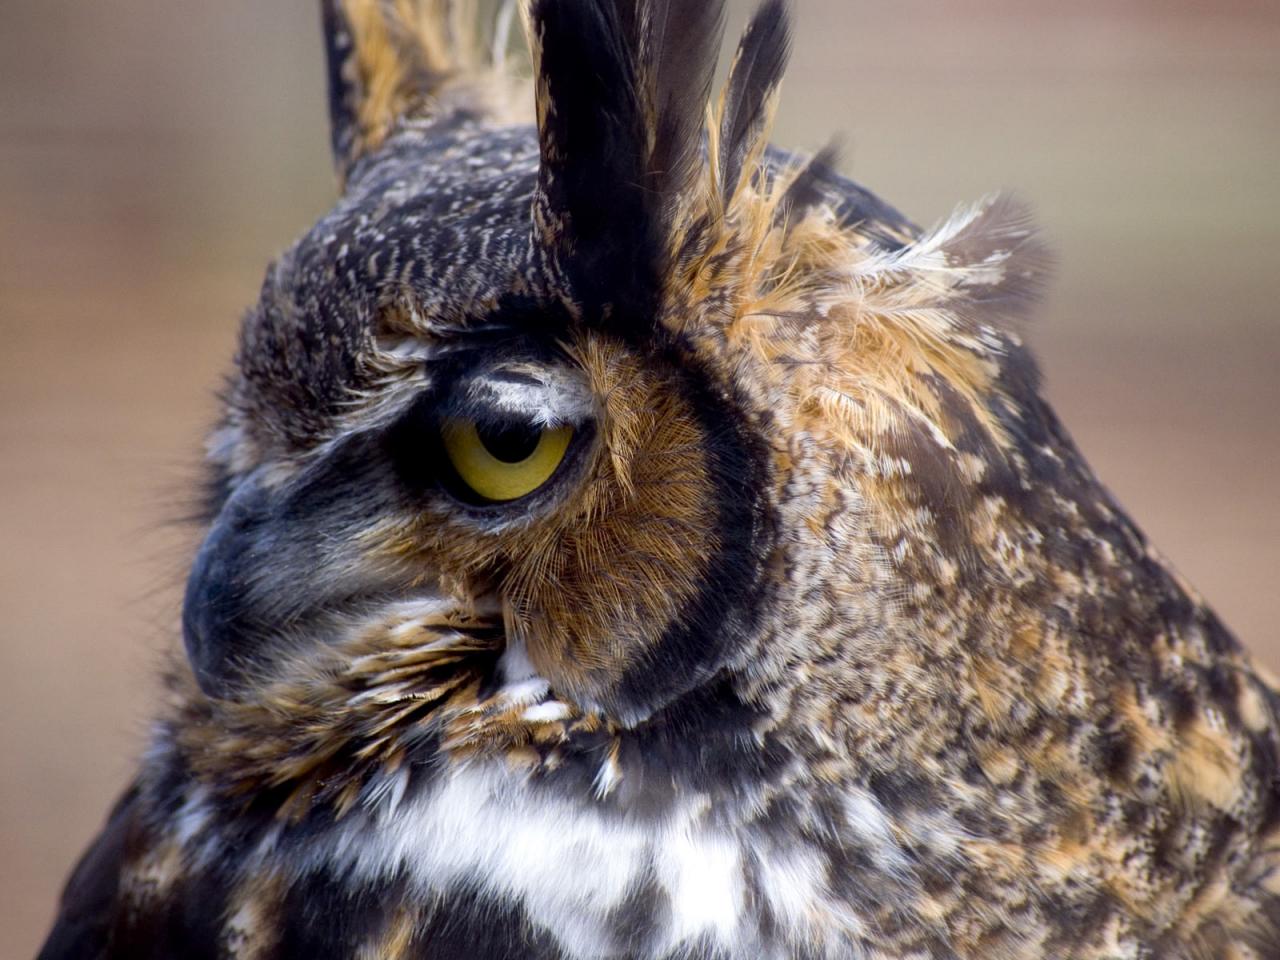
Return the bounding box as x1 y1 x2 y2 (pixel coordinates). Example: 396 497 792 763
2 0 1277 952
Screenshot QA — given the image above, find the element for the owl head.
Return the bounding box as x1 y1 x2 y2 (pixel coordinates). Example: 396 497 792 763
181 0 1048 808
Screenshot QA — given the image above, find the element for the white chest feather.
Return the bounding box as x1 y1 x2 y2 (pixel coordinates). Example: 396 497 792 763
307 763 885 959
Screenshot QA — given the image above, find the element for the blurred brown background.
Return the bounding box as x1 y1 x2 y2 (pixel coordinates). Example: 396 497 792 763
2 0 1277 953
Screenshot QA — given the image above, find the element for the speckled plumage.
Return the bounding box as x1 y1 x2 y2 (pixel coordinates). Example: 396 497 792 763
40 2 1280 959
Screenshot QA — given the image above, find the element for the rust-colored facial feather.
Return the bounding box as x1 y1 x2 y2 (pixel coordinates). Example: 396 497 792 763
353 330 730 719
506 336 722 707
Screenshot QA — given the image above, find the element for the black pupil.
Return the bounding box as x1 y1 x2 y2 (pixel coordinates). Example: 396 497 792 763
477 421 543 463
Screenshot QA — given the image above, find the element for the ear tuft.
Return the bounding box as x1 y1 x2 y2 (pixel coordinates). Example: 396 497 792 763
716 0 792 208
321 0 515 184
529 0 727 329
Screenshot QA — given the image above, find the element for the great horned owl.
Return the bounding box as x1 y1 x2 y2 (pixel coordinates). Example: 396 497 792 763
39 2 1280 958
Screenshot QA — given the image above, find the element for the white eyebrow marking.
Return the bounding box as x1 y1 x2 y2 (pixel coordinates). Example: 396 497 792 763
462 365 595 427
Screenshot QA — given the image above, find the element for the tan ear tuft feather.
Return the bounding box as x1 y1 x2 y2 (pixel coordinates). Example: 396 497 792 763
325 0 527 182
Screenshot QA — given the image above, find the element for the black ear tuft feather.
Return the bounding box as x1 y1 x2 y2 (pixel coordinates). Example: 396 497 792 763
531 0 651 322
646 0 727 206
530 0 726 332
719 0 792 206
322 0 363 177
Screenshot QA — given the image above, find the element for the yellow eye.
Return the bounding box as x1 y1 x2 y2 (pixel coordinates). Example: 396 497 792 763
440 418 574 503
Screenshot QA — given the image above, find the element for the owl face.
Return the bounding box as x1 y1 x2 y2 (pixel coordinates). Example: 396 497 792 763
190 295 769 730
183 0 1045 801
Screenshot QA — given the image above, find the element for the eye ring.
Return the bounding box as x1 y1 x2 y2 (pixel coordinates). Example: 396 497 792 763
440 417 574 503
